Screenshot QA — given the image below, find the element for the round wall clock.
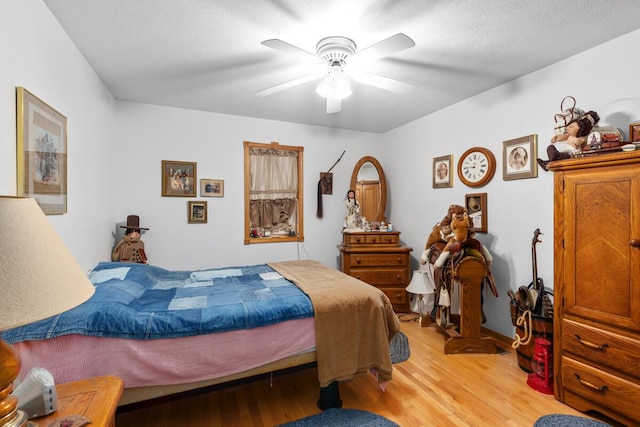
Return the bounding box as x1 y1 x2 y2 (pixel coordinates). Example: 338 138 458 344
457 147 496 187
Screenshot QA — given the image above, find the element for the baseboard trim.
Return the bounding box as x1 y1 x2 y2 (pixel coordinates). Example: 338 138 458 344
481 327 514 352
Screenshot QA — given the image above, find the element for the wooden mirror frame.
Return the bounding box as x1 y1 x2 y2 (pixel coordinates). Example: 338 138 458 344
349 156 387 223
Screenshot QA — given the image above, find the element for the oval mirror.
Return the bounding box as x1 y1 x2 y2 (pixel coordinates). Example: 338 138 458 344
349 156 387 223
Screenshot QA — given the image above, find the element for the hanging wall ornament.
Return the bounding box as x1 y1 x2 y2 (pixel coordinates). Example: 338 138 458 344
317 150 345 218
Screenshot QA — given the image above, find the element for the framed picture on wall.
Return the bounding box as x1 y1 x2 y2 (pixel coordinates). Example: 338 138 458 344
433 154 453 188
465 192 487 233
16 87 68 214
502 134 538 181
200 179 224 197
187 200 207 224
162 160 197 197
629 122 640 142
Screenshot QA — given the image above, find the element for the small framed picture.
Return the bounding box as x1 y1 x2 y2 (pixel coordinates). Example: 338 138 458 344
629 122 640 142
319 172 333 195
433 154 453 188
188 201 207 224
162 160 197 197
465 193 487 233
200 179 224 197
503 134 538 181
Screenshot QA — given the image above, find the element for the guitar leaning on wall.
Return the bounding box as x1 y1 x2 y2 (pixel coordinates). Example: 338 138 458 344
509 228 553 320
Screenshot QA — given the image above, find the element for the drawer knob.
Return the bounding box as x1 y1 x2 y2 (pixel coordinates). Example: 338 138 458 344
355 258 362 264
574 373 608 393
574 334 609 351
395 257 402 264
631 239 640 248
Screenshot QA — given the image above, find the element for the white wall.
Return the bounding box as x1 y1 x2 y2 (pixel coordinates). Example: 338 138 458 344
0 0 117 269
3 0 640 338
112 101 383 270
382 29 640 336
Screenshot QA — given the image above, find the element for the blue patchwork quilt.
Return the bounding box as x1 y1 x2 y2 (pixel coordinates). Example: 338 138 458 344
2 262 314 343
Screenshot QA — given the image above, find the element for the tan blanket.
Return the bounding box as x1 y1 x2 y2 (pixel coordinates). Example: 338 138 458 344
268 260 400 388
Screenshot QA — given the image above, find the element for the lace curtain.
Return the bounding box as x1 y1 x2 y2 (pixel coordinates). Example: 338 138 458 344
249 147 298 231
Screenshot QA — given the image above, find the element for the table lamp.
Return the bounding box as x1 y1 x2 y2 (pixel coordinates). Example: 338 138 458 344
405 267 436 327
0 197 95 427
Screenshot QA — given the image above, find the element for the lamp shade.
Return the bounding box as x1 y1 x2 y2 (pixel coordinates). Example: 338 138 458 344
405 269 435 295
316 62 352 100
0 197 95 330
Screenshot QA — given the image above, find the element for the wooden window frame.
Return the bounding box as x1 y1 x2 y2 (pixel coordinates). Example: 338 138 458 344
243 141 304 244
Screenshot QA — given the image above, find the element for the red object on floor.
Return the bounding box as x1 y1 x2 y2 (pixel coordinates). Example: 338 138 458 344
527 337 554 394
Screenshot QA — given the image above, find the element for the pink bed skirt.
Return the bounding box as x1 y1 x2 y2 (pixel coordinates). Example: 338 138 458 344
13 317 315 389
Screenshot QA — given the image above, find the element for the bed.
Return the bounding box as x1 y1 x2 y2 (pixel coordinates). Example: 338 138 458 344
3 259 399 408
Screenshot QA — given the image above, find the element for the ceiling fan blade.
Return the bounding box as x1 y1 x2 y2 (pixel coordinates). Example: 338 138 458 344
351 71 416 95
350 33 415 66
326 97 341 114
255 73 323 97
261 39 318 63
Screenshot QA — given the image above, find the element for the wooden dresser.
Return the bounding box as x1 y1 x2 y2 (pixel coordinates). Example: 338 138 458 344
549 151 640 426
338 231 412 313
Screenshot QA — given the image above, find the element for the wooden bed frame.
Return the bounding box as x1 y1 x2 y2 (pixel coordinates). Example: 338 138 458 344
119 350 320 408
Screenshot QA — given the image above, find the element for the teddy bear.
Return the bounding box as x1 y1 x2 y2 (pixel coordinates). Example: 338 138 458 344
420 204 472 265
435 212 476 268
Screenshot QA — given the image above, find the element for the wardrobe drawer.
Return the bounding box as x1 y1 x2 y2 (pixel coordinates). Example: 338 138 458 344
349 253 408 267
562 356 640 422
563 319 640 378
349 268 409 285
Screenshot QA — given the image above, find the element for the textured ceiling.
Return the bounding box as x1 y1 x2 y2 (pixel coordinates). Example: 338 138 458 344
43 0 640 133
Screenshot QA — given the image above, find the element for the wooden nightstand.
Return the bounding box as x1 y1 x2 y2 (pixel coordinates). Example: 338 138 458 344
31 376 123 427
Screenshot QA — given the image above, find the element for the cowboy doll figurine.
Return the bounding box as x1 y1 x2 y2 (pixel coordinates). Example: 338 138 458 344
111 215 149 263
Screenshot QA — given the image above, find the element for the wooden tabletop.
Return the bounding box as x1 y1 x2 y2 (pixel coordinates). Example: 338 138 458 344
32 376 123 427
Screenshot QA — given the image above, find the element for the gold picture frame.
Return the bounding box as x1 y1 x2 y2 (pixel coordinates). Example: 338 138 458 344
465 193 487 233
629 122 640 142
503 134 538 181
162 160 197 197
188 200 207 224
433 154 453 188
16 87 67 214
200 179 224 197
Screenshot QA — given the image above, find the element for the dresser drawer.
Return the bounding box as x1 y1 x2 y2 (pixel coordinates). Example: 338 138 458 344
349 268 409 285
365 233 398 245
349 253 408 268
343 233 399 246
562 356 640 422
379 287 409 307
563 319 640 378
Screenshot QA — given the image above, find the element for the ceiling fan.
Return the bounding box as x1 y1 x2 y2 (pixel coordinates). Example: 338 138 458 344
255 33 416 114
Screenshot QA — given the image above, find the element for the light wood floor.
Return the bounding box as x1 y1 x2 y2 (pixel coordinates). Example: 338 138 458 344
115 320 602 426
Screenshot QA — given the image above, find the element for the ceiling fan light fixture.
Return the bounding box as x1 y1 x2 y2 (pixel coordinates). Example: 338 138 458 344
316 60 352 100
316 36 356 61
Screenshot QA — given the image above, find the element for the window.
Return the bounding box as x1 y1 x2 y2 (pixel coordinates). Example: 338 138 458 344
244 141 304 244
